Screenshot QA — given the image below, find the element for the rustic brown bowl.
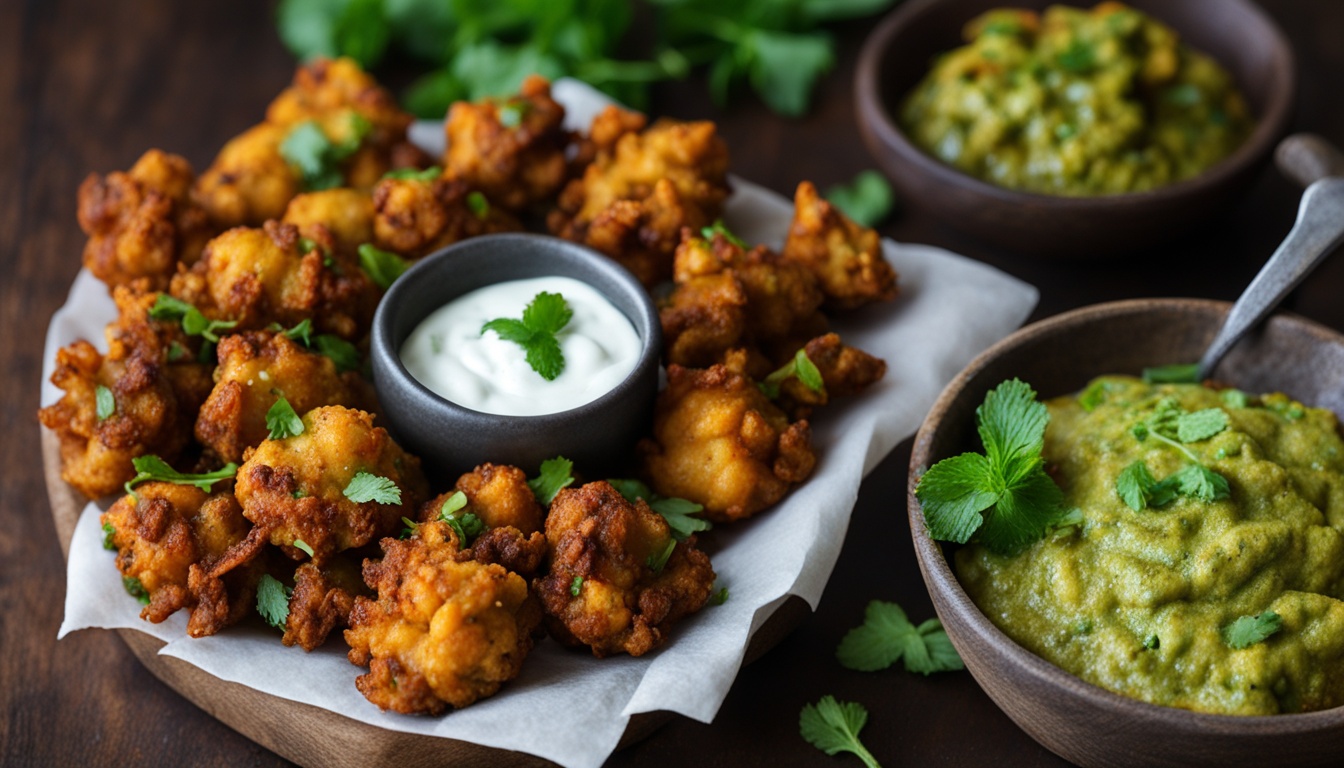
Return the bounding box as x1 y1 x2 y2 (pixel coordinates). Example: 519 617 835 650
856 0 1295 257
908 299 1344 768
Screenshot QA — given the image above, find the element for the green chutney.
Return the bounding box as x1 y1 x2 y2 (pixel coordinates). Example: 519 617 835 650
901 3 1253 195
957 377 1344 714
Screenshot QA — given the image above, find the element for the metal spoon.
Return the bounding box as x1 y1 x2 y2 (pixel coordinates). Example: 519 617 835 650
1198 135 1344 379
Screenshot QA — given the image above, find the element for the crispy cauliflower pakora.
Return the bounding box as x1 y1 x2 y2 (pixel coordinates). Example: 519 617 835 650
193 57 427 228
550 107 731 285
371 176 519 258
282 558 365 651
781 181 898 311
534 481 715 658
449 463 544 535
416 468 549 577
640 363 815 522
101 482 258 637
281 188 375 258
776 333 888 417
443 75 570 211
169 220 378 340
345 520 542 713
195 331 366 464
234 405 428 564
78 149 214 291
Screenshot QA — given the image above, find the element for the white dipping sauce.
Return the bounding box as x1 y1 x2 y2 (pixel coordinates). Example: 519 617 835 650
400 276 642 416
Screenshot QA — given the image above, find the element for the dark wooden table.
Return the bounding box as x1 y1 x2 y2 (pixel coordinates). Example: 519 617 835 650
5 1 1343 765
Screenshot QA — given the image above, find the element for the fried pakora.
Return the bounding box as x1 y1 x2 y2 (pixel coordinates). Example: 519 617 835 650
169 220 378 340
371 176 519 258
104 285 216 425
282 558 365 651
639 363 815 522
233 405 428 564
77 149 214 291
101 482 258 637
195 331 366 464
781 181 898 311
417 473 548 578
774 333 888 419
442 75 570 211
281 188 375 258
345 520 542 713
193 57 427 228
534 481 715 658
449 463 544 535
550 108 731 285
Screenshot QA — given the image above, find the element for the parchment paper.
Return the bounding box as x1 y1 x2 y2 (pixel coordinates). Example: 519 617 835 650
48 80 1038 768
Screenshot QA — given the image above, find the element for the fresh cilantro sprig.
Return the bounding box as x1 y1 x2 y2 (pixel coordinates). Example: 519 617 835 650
95 385 115 422
124 455 238 499
528 456 575 505
149 294 239 361
439 490 485 546
799 696 882 768
608 478 711 540
825 170 896 227
357 243 411 289
273 318 361 373
265 395 304 440
382 166 441 181
279 113 371 191
837 601 964 675
482 292 572 381
343 471 401 504
1117 399 1230 511
1223 610 1283 649
256 574 293 630
915 379 1067 555
759 349 825 400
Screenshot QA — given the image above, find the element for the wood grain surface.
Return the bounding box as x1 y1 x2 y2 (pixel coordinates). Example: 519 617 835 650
6 2 1344 767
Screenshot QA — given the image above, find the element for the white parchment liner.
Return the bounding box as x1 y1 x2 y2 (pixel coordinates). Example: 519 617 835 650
47 80 1038 768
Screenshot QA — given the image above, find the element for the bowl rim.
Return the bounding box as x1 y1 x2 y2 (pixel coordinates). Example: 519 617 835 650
855 0 1297 207
369 231 663 426
908 297 1344 731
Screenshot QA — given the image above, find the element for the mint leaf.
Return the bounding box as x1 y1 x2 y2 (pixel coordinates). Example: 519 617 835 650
1116 460 1158 512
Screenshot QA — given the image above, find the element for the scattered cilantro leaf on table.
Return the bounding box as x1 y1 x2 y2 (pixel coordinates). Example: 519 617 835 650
343 471 401 504
1223 611 1283 649
799 696 882 768
825 170 896 227
608 478 711 540
528 456 575 505
711 586 729 605
915 379 1067 555
124 455 237 499
256 574 293 630
482 291 572 381
265 395 305 440
837 600 964 674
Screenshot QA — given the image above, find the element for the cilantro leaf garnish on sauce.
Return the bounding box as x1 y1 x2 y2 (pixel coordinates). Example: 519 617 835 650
799 696 882 768
1116 398 1230 511
482 291 572 381
915 379 1067 555
1223 610 1283 649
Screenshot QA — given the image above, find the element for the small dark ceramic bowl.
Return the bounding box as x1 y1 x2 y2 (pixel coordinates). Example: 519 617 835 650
370 233 662 482
908 299 1344 767
856 0 1295 257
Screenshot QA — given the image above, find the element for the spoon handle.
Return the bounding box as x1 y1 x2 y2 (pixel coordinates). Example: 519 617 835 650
1199 176 1344 379
1276 134 1344 187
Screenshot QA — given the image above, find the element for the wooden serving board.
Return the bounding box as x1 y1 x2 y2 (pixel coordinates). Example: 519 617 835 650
42 426 810 767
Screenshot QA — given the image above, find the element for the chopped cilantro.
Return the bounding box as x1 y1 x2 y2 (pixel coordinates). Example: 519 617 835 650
836 600 964 675
699 219 746 248
122 576 151 606
382 166 441 181
357 243 411 289
1221 389 1249 409
297 236 323 255
570 576 583 596
313 334 361 372
101 521 117 551
256 574 292 630
482 292 572 381
279 114 371 191
1057 40 1097 73
343 472 401 504
710 586 729 605
265 395 304 440
399 516 419 538
149 294 238 343
280 318 313 347
528 456 575 505
124 455 237 499
608 478 711 540
1143 634 1161 650
167 341 190 362
824 170 896 227
914 379 1067 555
95 385 115 422
759 348 825 400
645 539 676 574
465 190 490 219
439 490 485 545
293 539 315 557
497 101 528 127
799 696 881 768
1223 611 1283 649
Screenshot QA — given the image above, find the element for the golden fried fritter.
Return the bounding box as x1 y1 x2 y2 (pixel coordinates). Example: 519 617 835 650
450 463 544 535
781 181 898 311
345 520 542 713
283 558 365 651
534 482 715 658
39 341 194 498
195 331 365 464
640 363 815 522
194 57 427 228
233 405 427 563
662 232 827 369
101 482 256 637
443 75 570 210
371 176 520 258
169 220 378 340
776 333 888 418
281 188 374 258
550 109 731 286
104 285 216 423
78 149 214 291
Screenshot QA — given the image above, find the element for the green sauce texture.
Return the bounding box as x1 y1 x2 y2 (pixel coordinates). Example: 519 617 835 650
957 377 1344 714
901 3 1253 195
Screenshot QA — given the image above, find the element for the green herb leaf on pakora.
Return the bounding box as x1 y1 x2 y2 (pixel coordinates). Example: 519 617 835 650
256 573 292 630
570 576 583 596
825 170 896 227
1223 610 1283 649
465 191 490 219
293 539 315 557
343 471 401 504
313 333 361 372
265 395 305 440
645 539 676 574
149 294 237 343
279 114 371 191
528 456 575 505
799 696 882 768
123 576 151 606
759 349 826 400
357 243 411 289
280 318 313 347
382 165 441 181
837 600 964 675
482 292 572 381
699 219 746 248
95 385 115 422
124 455 238 499
608 478 711 540
438 490 485 545
102 521 117 551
